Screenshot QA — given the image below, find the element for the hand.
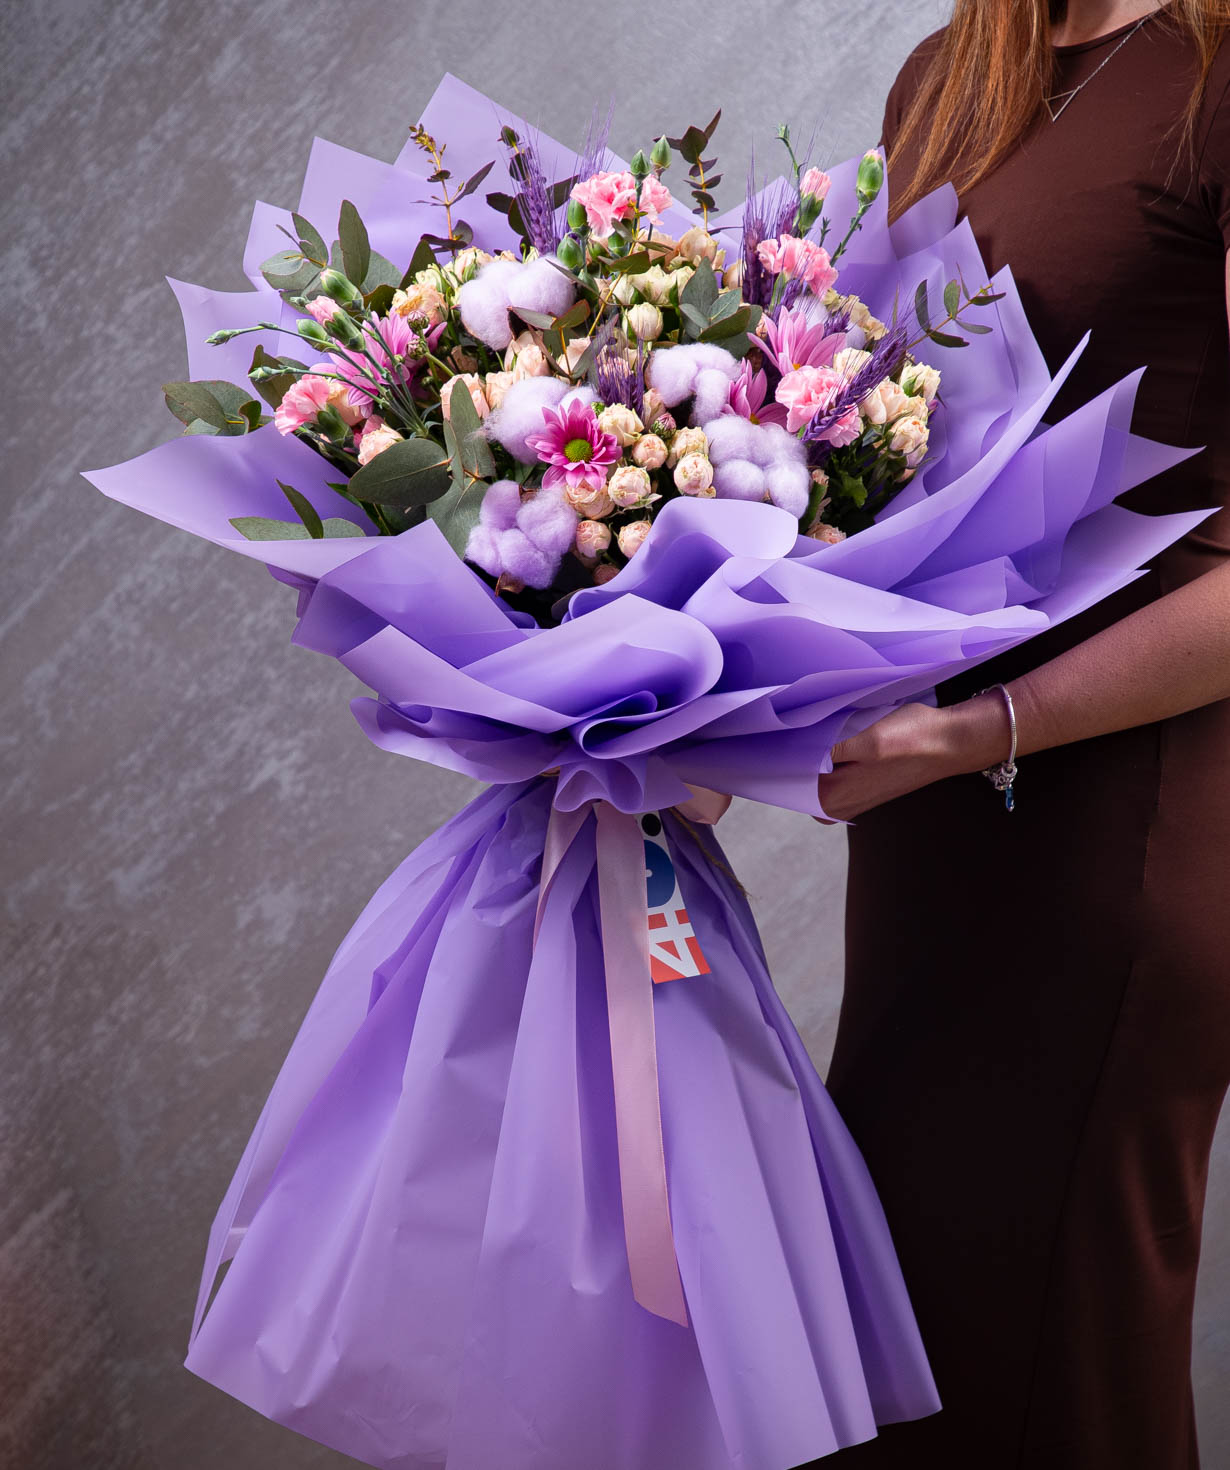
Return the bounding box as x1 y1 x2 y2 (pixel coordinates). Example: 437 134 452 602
816 695 1011 823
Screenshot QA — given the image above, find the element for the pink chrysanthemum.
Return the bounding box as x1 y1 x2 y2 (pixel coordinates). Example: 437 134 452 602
330 314 443 411
524 399 620 491
760 305 846 375
724 361 789 428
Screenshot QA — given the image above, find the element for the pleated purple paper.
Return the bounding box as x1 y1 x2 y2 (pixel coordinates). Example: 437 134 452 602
85 74 1213 1470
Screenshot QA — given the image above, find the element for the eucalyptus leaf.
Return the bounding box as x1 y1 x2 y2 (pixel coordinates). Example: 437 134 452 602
943 279 961 318
362 249 402 293
400 236 438 287
552 299 590 332
364 283 398 317
229 515 367 541
511 307 557 330
927 329 968 349
954 319 993 334
184 418 219 435
163 379 254 430
260 248 319 294
248 345 297 409
338 199 371 288
292 212 328 267
427 483 486 557
345 435 453 508
278 480 323 539
607 251 653 276
445 381 496 480
454 160 494 202
681 304 712 337
914 280 932 334
679 257 719 318
698 304 754 342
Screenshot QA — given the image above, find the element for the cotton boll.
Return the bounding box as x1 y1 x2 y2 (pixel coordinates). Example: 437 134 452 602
506 254 576 322
754 422 806 469
496 528 556 589
516 485 579 559
645 346 701 407
465 522 502 576
702 414 758 463
764 460 810 518
484 377 571 462
692 367 737 424
560 384 597 411
645 343 739 409
712 459 767 501
479 478 523 531
455 259 521 350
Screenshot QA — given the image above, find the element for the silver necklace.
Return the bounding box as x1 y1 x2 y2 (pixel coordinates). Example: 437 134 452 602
1044 13 1151 122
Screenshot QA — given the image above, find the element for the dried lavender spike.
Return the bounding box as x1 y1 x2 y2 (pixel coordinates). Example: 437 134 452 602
802 325 910 451
503 129 561 255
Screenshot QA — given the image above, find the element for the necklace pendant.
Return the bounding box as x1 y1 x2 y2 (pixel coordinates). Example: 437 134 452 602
1045 89 1079 122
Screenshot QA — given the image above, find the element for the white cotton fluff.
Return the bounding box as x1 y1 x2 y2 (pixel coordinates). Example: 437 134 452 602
456 255 577 352
764 461 810 518
704 413 811 514
478 478 523 531
646 343 741 412
455 259 522 350
506 255 576 321
514 484 580 559
483 378 597 463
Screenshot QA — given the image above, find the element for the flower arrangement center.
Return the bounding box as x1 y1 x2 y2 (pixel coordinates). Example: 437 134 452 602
565 437 595 462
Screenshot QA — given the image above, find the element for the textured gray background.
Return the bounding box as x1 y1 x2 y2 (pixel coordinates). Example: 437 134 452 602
2 1 1226 1466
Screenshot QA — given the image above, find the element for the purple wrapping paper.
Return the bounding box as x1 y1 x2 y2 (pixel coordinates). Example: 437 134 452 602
85 74 1214 1468
185 783 938 1468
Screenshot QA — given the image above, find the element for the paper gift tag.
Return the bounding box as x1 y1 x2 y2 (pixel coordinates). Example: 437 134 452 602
641 815 710 984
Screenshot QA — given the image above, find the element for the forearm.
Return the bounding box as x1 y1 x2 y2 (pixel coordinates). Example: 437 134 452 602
944 557 1230 771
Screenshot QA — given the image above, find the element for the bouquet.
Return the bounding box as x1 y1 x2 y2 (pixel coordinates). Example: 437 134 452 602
88 75 1208 1470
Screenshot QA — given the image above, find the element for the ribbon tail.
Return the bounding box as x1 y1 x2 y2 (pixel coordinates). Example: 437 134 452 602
594 802 689 1327
535 801 591 944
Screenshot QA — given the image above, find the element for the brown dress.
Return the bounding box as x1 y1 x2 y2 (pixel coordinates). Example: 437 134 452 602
815 14 1230 1470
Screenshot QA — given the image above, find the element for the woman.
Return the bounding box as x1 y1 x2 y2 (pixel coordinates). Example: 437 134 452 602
809 3 1230 1467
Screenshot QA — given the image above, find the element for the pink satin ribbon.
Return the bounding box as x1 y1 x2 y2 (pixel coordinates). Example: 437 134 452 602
533 785 730 1327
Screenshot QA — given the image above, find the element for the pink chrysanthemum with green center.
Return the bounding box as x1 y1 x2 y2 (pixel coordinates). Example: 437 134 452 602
525 399 620 491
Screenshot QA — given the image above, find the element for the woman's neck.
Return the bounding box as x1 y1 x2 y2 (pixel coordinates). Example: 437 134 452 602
1050 0 1162 46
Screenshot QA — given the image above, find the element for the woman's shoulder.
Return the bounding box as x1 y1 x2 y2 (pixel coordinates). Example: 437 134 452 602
882 27 948 149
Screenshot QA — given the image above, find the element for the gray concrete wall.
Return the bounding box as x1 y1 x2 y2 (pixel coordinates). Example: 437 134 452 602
2 2 1225 1466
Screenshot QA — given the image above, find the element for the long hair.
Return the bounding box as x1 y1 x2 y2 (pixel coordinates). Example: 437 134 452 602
888 1 1230 218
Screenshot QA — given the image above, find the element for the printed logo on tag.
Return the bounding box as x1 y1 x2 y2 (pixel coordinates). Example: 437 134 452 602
642 815 710 984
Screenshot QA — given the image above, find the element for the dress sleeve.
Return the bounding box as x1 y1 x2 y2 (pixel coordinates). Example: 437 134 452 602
1197 42 1230 250
880 29 946 151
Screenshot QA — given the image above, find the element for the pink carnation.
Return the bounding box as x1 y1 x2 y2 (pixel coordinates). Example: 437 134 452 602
800 168 832 202
814 404 863 448
775 365 844 434
570 170 638 238
755 233 839 296
273 375 332 435
638 176 673 221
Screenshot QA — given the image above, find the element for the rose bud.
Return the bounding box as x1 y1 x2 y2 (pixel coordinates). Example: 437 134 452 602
608 464 652 508
667 425 709 466
631 433 667 470
598 403 644 446
593 562 621 584
617 520 653 558
575 518 613 559
625 302 664 341
673 452 715 496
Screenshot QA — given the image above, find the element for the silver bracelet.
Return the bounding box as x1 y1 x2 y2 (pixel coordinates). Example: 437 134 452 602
976 684 1018 812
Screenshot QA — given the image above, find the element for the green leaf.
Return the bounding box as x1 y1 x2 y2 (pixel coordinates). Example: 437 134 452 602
680 303 711 337
943 279 961 318
510 307 556 330
913 280 932 334
338 199 371 288
292 212 328 267
444 382 497 481
679 257 719 318
953 318 993 335
969 289 1007 306
400 236 438 287
260 248 319 295
247 345 297 410
229 515 367 541
345 435 453 508
239 399 266 431
926 328 968 349
709 288 743 322
184 418 219 435
698 304 754 342
361 249 402 293
427 482 486 558
277 480 323 539
454 160 494 201
549 175 578 207
606 251 653 276
552 299 591 332
829 467 869 508
163 379 255 431
364 283 398 317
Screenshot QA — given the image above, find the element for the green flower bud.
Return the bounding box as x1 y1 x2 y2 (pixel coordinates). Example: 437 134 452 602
650 135 671 171
319 267 362 304
205 328 239 345
296 318 331 349
325 311 363 349
249 364 285 382
566 198 589 234
315 404 348 439
556 234 585 272
856 149 885 206
630 149 650 179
